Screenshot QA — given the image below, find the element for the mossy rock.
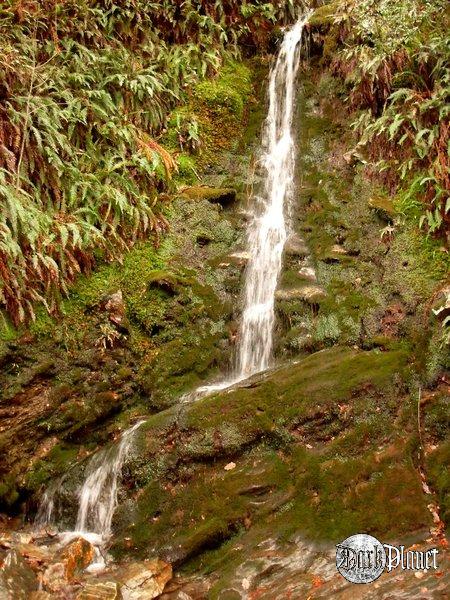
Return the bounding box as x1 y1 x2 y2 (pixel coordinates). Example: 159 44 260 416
146 270 188 296
309 2 341 29
275 284 326 304
180 186 237 207
111 346 430 566
137 333 226 410
369 195 395 221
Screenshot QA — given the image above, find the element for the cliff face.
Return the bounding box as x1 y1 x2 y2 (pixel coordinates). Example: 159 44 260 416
0 2 449 598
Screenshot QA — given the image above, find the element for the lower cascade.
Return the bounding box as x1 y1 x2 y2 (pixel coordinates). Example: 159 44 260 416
35 422 145 568
36 13 309 558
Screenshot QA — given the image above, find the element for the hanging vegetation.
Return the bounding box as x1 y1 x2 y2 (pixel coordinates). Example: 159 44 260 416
317 0 449 239
0 0 296 325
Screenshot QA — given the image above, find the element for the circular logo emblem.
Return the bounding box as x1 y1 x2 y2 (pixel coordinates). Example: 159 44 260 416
336 534 386 584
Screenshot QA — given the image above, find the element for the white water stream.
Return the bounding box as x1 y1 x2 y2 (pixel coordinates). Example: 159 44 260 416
35 421 145 569
35 16 308 560
186 14 308 398
236 16 307 376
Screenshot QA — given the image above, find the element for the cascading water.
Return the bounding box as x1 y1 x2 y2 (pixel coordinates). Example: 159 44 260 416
236 16 307 377
36 421 144 553
189 15 309 398
35 16 309 558
73 420 144 538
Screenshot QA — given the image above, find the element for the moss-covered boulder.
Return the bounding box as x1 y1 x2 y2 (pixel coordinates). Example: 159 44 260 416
308 2 341 29
180 186 237 207
110 346 430 569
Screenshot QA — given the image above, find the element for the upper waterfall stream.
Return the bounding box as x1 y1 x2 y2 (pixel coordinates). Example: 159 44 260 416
35 15 309 556
185 14 309 400
236 16 307 376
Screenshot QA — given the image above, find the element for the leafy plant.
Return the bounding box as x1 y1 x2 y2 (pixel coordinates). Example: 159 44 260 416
0 0 293 325
329 0 449 238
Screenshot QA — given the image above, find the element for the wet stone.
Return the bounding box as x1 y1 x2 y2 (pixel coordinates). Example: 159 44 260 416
275 284 326 303
41 562 67 593
0 550 38 599
62 537 95 580
284 234 309 257
77 581 123 599
227 251 251 267
118 559 172 600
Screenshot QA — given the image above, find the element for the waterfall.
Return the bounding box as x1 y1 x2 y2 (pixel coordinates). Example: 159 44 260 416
236 16 307 377
35 16 308 553
73 420 144 538
36 421 144 548
190 16 308 399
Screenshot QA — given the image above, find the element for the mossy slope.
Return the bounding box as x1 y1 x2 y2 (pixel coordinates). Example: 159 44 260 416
111 347 430 570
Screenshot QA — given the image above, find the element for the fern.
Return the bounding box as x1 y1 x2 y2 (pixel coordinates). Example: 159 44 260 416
0 0 293 325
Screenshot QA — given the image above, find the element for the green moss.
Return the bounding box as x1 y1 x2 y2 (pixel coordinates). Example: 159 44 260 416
115 450 290 564
383 226 448 304
426 440 450 526
180 186 236 205
176 154 199 184
24 443 79 493
193 62 252 120
182 347 407 433
275 445 429 542
194 82 244 121
309 1 341 28
138 332 224 409
0 474 19 507
110 346 428 568
424 391 450 442
313 313 341 344
369 195 395 220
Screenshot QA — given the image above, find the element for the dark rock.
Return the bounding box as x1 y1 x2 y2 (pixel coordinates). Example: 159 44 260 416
102 290 128 333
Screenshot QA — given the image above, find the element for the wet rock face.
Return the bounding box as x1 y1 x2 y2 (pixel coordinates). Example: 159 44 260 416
111 347 432 571
0 550 38 598
160 537 449 599
116 560 172 599
0 190 244 511
0 530 172 599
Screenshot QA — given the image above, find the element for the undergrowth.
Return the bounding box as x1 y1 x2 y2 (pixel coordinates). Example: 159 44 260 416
0 0 297 326
323 0 449 239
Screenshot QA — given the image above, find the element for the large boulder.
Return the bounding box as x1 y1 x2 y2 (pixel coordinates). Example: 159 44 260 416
111 347 431 572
